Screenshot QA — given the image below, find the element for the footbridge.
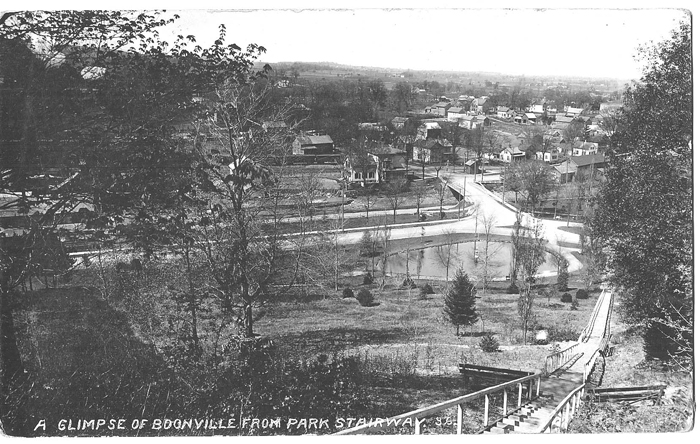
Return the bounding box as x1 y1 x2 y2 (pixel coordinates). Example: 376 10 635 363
333 286 615 435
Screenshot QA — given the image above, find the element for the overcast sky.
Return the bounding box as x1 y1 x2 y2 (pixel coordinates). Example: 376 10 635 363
21 2 692 81
160 7 688 81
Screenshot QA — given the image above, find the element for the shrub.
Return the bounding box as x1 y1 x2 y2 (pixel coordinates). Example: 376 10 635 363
342 288 354 299
548 325 580 342
402 275 417 289
421 283 434 296
571 298 579 311
356 288 376 307
363 272 374 285
507 282 520 294
561 293 572 303
576 289 589 300
479 333 500 353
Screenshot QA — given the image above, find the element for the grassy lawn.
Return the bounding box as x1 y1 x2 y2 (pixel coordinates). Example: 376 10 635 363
9 251 602 436
257 277 598 377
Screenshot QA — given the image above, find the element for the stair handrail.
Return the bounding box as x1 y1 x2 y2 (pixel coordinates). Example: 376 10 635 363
538 382 586 433
334 371 542 435
543 342 580 376
582 291 615 383
578 289 607 342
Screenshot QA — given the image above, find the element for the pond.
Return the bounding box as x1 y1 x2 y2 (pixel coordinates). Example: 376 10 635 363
381 240 558 281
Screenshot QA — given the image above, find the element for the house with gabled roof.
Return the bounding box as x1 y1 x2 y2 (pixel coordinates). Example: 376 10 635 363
391 116 410 129
292 133 335 155
570 154 607 177
344 153 379 185
552 162 576 183
499 146 526 163
413 139 452 164
572 141 599 156
497 106 514 119
417 121 442 140
565 106 584 117
528 104 544 114
470 96 489 114
434 101 452 117
524 113 537 123
535 150 561 163
447 107 467 122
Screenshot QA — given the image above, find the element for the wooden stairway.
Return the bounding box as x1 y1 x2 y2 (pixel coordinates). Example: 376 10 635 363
481 394 558 434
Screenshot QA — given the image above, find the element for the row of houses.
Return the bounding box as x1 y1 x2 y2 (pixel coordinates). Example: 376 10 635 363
424 95 491 117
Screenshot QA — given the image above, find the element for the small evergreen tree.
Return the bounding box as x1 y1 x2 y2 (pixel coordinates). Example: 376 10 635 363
358 231 371 256
479 333 500 353
557 259 569 291
443 268 479 336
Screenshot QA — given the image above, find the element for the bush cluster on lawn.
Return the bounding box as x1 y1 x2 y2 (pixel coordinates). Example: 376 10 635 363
561 292 573 303
506 282 519 294
342 288 354 299
356 288 376 307
546 325 580 342
576 289 589 300
420 283 434 297
363 272 374 285
571 298 580 311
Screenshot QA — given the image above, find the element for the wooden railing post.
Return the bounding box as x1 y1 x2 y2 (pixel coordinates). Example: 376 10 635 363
484 395 489 427
456 404 463 435
518 383 523 407
503 389 508 415
414 418 421 435
536 376 541 397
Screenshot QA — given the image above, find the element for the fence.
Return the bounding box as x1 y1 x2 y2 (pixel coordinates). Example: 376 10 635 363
334 372 542 435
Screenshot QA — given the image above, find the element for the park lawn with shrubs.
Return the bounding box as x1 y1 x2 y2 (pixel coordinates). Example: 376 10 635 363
256 277 599 373
10 257 602 436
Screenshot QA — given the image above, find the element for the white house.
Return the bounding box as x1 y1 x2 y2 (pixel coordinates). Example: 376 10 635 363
499 146 526 163
572 141 599 156
565 106 584 117
344 153 379 185
535 150 561 163
496 106 514 119
447 107 467 122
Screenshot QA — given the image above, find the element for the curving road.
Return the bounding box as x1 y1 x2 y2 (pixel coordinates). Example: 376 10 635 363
334 169 584 274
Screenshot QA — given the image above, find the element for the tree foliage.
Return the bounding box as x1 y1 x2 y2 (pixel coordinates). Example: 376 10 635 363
443 267 479 336
592 21 692 362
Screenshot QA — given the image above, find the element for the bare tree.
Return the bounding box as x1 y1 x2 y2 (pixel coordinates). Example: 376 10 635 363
387 180 407 223
192 79 297 339
519 160 557 213
359 187 378 224
436 229 459 285
436 179 450 219
378 217 392 289
479 210 502 293
516 219 546 342
598 108 622 139
414 181 427 219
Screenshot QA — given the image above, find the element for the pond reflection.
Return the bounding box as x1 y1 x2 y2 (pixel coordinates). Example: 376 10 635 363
383 240 557 281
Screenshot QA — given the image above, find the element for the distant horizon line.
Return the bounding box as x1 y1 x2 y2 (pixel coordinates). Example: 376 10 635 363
257 60 633 83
